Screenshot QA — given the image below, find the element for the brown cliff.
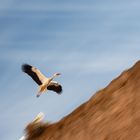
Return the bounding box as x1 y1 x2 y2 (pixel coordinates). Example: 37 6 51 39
25 61 140 140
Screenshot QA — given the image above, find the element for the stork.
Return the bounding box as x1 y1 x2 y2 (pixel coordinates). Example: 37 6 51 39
22 64 62 97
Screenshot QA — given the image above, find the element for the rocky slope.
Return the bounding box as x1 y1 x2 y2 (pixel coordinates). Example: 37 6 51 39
25 61 140 140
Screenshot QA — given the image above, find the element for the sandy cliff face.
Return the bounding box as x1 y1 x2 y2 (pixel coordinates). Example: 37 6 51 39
25 61 140 140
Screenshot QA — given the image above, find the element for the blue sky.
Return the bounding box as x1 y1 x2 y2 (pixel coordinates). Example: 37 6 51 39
1 0 140 140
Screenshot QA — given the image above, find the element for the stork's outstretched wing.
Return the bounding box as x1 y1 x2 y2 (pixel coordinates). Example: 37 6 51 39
22 64 46 85
47 81 62 94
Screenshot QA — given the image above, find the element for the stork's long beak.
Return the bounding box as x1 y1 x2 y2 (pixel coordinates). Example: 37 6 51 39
53 73 61 77
56 73 61 76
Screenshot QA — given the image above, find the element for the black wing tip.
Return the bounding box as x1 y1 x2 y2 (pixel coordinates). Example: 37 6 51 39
47 84 63 94
57 91 62 94
22 64 32 72
57 86 63 94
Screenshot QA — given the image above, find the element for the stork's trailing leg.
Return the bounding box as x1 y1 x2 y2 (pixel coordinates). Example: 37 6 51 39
36 85 47 97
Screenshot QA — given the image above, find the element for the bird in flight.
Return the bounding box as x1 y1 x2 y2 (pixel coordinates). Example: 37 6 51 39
22 64 62 97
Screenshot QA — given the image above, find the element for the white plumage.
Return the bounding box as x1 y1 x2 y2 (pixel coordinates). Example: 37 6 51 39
19 136 25 140
22 64 62 97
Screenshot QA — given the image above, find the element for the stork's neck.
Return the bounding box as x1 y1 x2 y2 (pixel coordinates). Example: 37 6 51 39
44 75 57 85
50 73 60 81
44 73 60 85
50 74 57 80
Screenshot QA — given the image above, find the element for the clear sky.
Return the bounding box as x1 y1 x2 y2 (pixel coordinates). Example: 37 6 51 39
1 0 140 140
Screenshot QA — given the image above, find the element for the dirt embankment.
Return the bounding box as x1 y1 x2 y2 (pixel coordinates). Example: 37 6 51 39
25 61 140 140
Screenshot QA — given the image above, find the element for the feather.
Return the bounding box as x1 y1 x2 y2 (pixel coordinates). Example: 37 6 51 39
47 82 62 94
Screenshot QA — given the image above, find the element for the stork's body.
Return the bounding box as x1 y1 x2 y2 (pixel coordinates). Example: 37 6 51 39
37 78 50 96
37 76 57 97
22 64 62 97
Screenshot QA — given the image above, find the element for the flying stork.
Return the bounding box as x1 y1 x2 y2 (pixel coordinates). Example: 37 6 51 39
22 64 62 97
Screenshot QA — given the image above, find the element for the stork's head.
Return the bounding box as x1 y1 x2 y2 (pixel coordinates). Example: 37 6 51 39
53 73 61 77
